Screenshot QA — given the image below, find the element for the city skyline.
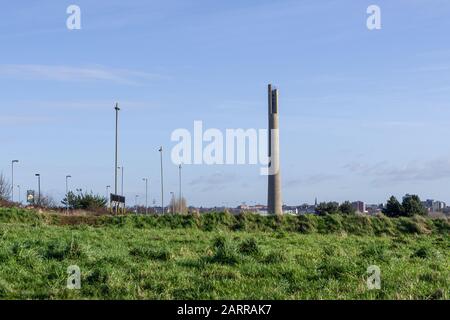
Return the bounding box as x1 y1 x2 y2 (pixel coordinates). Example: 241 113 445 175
2 1 450 206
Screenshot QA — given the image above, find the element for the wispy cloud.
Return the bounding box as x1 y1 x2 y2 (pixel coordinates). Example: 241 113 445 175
284 173 339 188
189 172 238 192
0 100 160 111
0 115 53 125
0 64 167 85
344 158 450 185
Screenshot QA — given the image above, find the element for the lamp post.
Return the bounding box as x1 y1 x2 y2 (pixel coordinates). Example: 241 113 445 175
65 175 71 211
135 195 139 213
170 191 175 214
17 185 21 204
11 160 19 202
159 147 164 214
178 164 182 214
35 174 41 206
114 103 120 196
118 166 124 196
142 178 148 214
106 185 111 208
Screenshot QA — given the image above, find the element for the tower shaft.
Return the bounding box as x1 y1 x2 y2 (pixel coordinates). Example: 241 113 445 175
267 84 282 215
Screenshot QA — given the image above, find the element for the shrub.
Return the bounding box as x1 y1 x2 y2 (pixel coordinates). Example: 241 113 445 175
62 191 107 211
208 236 239 265
296 215 317 233
262 251 287 264
129 247 171 261
315 202 340 216
42 239 83 260
238 238 260 256
201 212 236 231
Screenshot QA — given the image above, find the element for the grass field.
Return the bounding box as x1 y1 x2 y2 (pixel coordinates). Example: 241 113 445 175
0 208 448 299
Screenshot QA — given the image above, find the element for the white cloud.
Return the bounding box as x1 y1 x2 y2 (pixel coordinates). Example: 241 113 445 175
0 115 53 125
345 158 450 184
0 64 167 85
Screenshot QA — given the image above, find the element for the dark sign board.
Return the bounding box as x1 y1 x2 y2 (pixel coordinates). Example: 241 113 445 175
110 194 125 204
27 190 35 203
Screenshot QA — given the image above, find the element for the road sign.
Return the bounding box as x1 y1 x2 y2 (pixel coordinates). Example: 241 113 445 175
110 194 125 204
27 190 35 204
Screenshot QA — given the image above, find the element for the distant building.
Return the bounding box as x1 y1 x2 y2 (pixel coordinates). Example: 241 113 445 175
366 203 383 215
351 201 366 213
422 199 446 212
297 203 316 215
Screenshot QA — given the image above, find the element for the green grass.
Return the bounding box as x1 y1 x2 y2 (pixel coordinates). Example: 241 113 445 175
0 208 448 299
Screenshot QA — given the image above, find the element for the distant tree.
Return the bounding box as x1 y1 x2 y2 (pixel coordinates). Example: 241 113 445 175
0 173 11 201
39 194 57 208
383 196 403 217
402 194 427 217
339 201 356 215
315 202 339 216
62 191 107 211
169 197 188 214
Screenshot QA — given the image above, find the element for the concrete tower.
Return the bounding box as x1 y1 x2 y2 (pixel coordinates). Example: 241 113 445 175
267 84 283 215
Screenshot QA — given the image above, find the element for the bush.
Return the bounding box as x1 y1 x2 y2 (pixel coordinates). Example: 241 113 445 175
62 191 107 211
297 215 317 233
201 212 236 231
262 251 287 264
238 238 260 256
129 247 171 261
208 236 239 265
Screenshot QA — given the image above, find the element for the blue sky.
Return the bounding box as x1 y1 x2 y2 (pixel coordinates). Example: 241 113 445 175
1 0 450 207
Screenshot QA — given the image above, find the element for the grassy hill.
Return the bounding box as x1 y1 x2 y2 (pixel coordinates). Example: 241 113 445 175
0 207 448 299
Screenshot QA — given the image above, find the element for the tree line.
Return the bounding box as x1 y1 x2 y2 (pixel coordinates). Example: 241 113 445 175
315 194 428 217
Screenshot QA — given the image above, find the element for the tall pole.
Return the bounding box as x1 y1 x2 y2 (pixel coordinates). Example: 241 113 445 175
170 192 174 214
17 185 21 204
143 178 148 214
35 174 41 206
114 103 120 197
11 160 19 202
178 164 182 214
159 147 164 214
121 166 124 196
135 195 139 213
106 185 111 208
117 166 124 196
267 84 282 215
65 175 71 211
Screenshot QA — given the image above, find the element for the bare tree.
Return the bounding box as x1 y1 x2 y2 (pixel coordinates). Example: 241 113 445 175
0 173 11 201
169 196 188 214
38 194 57 209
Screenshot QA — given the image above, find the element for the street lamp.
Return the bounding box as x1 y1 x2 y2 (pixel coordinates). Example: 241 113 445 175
17 185 21 204
159 147 164 214
142 178 148 214
35 174 41 206
170 191 175 214
11 160 19 202
135 195 139 213
117 166 124 196
114 103 120 196
178 164 182 214
106 185 111 208
65 175 71 211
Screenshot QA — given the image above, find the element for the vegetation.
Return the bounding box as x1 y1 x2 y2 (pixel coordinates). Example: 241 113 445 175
61 191 107 211
0 173 11 202
315 201 356 216
383 195 428 217
0 207 448 299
